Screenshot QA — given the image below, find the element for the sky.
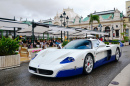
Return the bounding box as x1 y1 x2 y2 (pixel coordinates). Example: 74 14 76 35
0 0 129 21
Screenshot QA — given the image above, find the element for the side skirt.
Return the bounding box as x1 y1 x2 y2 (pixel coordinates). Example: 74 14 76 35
93 55 116 69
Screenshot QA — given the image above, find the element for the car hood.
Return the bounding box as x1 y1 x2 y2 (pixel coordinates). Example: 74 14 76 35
31 49 87 65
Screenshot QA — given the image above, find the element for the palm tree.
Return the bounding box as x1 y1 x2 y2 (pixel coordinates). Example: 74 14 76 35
89 14 100 30
121 24 126 41
123 24 126 32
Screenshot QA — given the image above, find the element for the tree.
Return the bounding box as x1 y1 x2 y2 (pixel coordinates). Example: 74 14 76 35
89 14 100 30
123 24 126 32
121 24 129 42
121 24 126 40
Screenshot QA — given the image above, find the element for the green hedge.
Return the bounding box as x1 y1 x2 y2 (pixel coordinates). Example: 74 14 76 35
0 37 20 56
121 40 125 43
111 39 119 44
104 42 109 45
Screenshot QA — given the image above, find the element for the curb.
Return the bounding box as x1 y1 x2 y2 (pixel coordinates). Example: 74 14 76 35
108 64 130 86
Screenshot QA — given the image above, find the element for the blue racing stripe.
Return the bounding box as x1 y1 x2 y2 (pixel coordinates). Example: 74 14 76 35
56 53 121 77
94 55 116 69
56 67 83 77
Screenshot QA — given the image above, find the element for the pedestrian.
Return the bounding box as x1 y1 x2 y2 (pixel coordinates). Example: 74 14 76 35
49 40 53 47
99 37 103 41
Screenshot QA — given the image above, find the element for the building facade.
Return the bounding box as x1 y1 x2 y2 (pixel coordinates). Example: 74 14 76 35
52 8 82 26
123 1 130 39
126 0 130 17
53 8 124 40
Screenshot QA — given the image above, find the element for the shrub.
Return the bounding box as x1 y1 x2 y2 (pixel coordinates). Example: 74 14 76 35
124 36 129 42
104 42 109 45
111 39 119 44
121 40 125 43
0 37 20 56
62 40 69 47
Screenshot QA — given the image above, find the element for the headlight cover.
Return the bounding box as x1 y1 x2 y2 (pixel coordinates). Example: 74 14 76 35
60 57 75 64
32 54 38 60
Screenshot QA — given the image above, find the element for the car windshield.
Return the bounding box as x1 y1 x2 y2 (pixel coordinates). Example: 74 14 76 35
63 40 92 49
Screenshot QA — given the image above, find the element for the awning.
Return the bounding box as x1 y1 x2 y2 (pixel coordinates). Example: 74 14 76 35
0 20 28 28
0 27 18 30
18 26 51 33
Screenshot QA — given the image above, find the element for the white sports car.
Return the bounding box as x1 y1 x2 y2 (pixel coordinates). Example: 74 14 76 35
28 39 122 77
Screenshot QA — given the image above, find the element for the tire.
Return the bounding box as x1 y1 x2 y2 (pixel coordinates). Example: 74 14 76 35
83 54 94 74
115 48 120 62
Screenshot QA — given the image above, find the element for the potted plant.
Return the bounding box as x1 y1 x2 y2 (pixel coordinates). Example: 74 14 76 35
124 36 129 46
31 49 41 59
0 37 20 69
120 24 129 46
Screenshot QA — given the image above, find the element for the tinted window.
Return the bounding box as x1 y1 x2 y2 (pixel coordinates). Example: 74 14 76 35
92 40 99 48
63 40 92 49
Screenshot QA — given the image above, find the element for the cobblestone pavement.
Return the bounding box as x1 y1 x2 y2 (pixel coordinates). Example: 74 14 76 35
0 46 130 86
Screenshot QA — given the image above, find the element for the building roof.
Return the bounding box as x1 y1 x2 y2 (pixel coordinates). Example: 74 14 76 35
120 13 124 18
82 9 123 22
101 14 114 19
43 22 52 24
22 21 32 25
92 10 115 15
83 17 89 22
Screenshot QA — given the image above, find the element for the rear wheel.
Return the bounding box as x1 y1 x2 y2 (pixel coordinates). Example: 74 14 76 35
83 54 94 74
115 48 120 62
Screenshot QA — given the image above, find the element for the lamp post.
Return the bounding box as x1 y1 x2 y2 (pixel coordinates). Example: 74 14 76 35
111 25 114 40
32 20 36 47
98 24 102 38
66 16 69 27
14 16 16 39
60 11 69 42
60 14 63 26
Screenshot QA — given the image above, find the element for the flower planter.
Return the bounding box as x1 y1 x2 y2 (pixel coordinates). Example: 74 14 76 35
125 42 129 46
31 49 41 59
0 54 20 70
123 43 125 46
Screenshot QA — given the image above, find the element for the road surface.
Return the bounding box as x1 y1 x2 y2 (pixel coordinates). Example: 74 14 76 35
0 46 130 86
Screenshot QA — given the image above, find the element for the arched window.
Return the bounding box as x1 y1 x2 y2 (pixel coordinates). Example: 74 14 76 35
84 28 87 30
94 27 98 31
105 26 110 37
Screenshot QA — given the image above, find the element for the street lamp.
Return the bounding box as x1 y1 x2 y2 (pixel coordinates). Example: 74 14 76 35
66 16 69 27
111 25 114 40
14 16 16 39
98 24 102 38
60 14 63 26
60 11 69 27
60 11 69 41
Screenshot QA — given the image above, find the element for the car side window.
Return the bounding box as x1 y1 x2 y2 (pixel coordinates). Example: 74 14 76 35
76 41 91 49
93 40 99 48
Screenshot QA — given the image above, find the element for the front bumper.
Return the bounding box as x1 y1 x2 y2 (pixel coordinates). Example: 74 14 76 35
28 62 64 77
28 62 83 77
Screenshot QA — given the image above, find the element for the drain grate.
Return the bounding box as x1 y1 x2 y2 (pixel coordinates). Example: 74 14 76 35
110 81 119 85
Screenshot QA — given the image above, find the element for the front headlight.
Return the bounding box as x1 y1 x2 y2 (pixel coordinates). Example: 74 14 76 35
60 57 75 64
32 54 38 60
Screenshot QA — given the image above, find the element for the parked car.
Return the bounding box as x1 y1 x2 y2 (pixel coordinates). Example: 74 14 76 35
28 39 122 77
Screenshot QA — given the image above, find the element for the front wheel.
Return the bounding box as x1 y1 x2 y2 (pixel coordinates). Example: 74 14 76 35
83 54 94 74
115 48 120 62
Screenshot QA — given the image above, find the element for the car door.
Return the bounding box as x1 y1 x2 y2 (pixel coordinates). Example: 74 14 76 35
93 40 106 63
